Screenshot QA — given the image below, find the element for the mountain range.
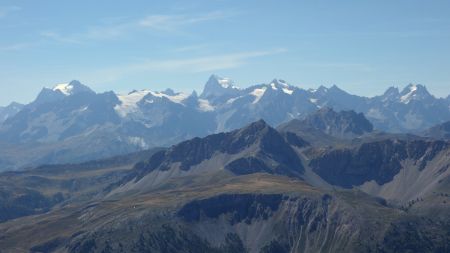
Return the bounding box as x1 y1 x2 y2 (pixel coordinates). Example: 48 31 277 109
0 111 448 252
0 75 449 170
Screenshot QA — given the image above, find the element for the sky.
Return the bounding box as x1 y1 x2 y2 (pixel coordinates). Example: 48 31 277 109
1 0 450 105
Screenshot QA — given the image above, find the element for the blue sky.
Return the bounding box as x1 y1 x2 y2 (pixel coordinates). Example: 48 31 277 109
1 0 450 105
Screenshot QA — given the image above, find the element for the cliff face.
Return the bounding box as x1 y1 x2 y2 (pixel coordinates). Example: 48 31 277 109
63 191 449 253
309 139 449 187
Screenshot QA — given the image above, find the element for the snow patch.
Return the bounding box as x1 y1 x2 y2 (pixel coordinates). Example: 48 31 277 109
270 80 293 94
250 87 267 104
400 84 418 104
309 98 318 104
282 87 293 95
226 96 242 104
115 90 152 117
115 89 189 117
217 77 238 89
53 83 73 96
127 136 149 149
198 99 215 111
149 91 189 104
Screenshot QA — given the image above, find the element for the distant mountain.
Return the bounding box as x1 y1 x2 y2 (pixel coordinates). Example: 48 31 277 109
200 74 240 103
278 107 373 141
364 84 450 132
32 80 95 106
1 81 116 144
0 75 449 170
0 102 23 124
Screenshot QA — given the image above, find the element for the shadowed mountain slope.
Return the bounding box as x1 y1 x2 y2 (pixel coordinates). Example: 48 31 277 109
0 119 448 252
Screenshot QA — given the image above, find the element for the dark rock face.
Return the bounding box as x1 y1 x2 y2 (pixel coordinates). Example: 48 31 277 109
282 131 310 148
147 120 273 171
30 237 68 253
260 241 290 253
309 139 449 188
68 225 247 253
178 194 283 224
379 218 450 253
225 157 273 175
63 191 450 253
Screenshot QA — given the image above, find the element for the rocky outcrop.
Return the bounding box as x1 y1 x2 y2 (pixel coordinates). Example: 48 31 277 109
304 107 373 137
278 107 373 140
178 194 283 223
309 139 449 188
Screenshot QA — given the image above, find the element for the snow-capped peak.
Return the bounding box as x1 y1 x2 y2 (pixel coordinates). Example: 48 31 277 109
200 74 240 99
32 80 93 105
399 84 431 104
209 74 239 89
51 80 93 96
217 77 236 89
269 79 294 94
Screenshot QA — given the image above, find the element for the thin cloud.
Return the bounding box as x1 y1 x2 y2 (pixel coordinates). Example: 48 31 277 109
138 11 231 31
41 11 233 44
84 48 287 83
0 42 38 52
40 31 83 44
0 5 20 18
299 30 450 39
299 62 375 72
172 44 210 53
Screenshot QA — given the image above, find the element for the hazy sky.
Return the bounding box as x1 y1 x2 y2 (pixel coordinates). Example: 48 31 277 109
1 0 450 105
